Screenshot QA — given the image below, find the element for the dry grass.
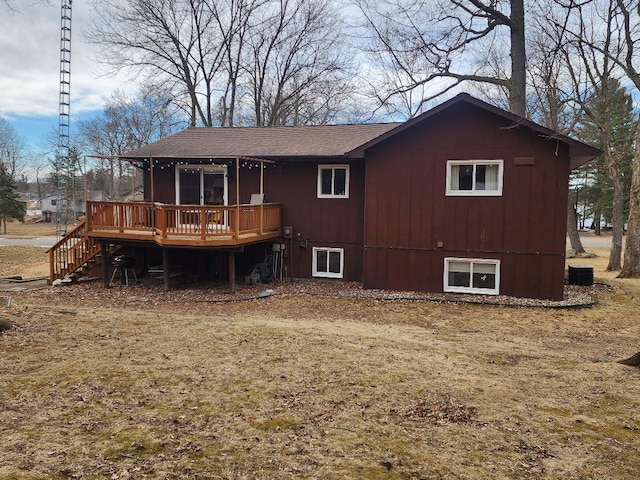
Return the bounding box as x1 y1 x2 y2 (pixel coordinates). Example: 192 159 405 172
2 217 57 237
0 246 50 278
0 244 639 478
0 218 54 279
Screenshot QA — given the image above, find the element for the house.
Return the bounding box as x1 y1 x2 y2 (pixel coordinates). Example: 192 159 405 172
49 94 600 300
42 190 108 223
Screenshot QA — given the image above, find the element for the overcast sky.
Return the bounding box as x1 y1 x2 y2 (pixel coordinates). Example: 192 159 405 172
0 1 132 151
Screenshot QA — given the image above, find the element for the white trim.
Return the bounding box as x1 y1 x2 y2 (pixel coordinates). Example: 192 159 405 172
317 164 350 198
445 160 503 196
443 257 500 295
312 247 344 278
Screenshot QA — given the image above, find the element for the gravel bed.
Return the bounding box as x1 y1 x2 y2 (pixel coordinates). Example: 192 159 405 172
19 277 602 309
270 278 602 308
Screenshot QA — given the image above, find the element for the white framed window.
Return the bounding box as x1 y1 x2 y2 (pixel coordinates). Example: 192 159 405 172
446 160 503 196
444 258 500 295
317 165 349 198
313 247 344 278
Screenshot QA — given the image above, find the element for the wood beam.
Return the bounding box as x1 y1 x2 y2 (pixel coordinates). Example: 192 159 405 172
101 242 109 288
162 247 170 291
228 251 236 292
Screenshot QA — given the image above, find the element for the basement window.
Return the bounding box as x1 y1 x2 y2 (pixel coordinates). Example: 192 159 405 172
446 160 503 196
318 165 349 198
444 258 500 295
313 247 344 278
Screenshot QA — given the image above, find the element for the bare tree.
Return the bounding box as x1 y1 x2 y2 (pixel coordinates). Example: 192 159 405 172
526 2 590 256
0 118 25 180
246 0 351 126
78 87 183 199
551 0 634 270
88 0 229 127
88 0 351 127
355 0 527 115
2 0 52 12
560 0 640 277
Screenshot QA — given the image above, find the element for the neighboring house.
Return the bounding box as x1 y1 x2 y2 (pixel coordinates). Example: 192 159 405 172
52 94 600 300
42 190 108 222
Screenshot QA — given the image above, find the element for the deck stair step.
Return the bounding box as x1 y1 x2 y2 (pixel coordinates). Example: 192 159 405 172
48 221 119 284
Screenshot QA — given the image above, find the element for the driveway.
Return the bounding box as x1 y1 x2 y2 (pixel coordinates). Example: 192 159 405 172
0 236 58 248
567 234 617 248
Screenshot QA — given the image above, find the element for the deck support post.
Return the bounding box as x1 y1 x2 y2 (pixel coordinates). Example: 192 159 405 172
162 247 170 291
228 251 236 292
235 157 240 240
101 242 109 288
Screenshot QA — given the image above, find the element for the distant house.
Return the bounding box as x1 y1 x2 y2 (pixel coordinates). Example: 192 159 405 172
42 190 108 223
49 94 600 300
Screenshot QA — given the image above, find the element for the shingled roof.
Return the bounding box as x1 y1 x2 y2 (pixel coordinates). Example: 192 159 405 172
119 93 600 170
348 93 601 170
119 123 400 160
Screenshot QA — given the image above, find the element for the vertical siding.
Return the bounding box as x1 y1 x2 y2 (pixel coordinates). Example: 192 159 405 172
261 161 366 281
363 103 569 300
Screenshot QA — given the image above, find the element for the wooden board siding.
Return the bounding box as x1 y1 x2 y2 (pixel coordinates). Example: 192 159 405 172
362 102 570 300
139 159 364 280
248 161 367 281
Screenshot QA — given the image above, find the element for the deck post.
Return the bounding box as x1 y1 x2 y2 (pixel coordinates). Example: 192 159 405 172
235 157 240 239
228 251 236 292
150 157 155 203
260 162 264 234
101 242 109 288
162 247 170 291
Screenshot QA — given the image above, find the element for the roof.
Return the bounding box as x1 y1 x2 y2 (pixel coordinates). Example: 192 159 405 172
119 93 600 170
119 123 400 160
348 93 601 170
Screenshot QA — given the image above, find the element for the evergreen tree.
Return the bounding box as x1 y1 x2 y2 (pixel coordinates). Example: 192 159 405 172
575 78 636 270
0 163 25 234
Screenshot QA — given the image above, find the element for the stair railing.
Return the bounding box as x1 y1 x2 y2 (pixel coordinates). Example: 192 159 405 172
47 221 101 283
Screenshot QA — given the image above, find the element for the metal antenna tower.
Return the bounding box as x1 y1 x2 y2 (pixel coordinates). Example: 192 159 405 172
57 0 72 235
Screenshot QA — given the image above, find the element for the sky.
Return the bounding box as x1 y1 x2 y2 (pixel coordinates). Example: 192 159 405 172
0 1 133 153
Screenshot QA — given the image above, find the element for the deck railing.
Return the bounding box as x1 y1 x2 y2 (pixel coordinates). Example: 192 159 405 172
48 221 101 283
86 201 282 244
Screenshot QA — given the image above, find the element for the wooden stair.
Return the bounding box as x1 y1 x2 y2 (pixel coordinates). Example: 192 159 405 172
47 221 118 284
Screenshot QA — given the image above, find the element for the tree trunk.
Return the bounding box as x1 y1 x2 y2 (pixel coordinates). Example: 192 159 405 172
593 211 601 235
567 192 585 254
619 125 640 277
509 0 526 116
607 163 624 270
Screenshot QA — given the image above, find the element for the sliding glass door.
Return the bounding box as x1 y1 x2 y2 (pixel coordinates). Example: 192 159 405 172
176 166 227 206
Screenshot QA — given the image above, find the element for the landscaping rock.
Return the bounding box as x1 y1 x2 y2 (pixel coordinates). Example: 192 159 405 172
618 352 640 367
0 317 13 334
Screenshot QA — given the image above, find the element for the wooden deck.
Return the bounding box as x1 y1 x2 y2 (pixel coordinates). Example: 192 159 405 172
85 200 282 247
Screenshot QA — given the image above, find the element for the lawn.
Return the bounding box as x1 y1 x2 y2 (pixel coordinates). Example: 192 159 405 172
0 245 639 479
0 218 55 279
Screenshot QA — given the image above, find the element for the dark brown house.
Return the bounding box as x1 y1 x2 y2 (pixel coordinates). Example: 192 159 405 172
49 94 599 300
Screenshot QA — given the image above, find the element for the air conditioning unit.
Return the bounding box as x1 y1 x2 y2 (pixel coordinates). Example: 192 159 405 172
568 265 593 286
